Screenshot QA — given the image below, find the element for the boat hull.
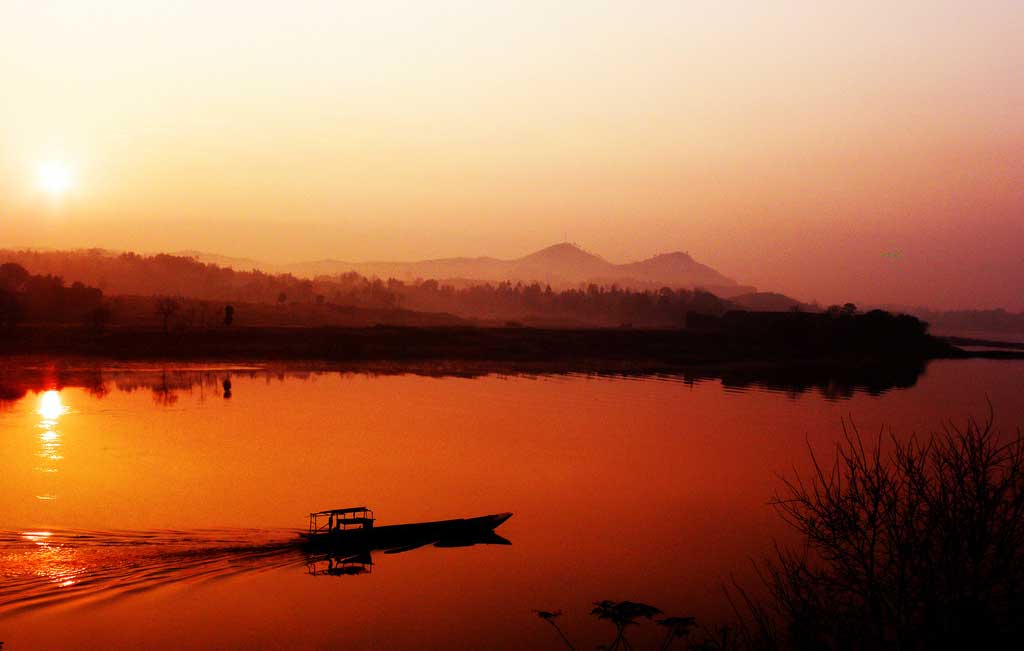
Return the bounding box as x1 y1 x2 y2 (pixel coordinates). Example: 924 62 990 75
300 512 513 553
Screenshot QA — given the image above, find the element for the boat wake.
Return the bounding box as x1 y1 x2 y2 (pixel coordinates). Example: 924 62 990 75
0 528 304 617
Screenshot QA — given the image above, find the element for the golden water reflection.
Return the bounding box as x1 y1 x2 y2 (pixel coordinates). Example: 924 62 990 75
35 389 68 499
18 530 81 589
39 390 67 422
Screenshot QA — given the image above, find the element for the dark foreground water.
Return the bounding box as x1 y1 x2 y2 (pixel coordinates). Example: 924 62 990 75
1 358 1022 649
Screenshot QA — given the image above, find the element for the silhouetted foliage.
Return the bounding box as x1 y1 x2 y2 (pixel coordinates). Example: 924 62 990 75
535 610 575 650
765 410 1024 650
0 262 30 291
0 250 732 326
0 289 24 328
86 304 112 334
657 617 697 651
0 261 103 325
154 297 181 333
531 411 1024 651
701 309 934 358
536 601 706 651
591 600 664 650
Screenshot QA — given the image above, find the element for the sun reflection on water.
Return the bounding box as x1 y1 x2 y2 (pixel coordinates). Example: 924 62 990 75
16 530 82 588
38 390 68 422
34 390 69 498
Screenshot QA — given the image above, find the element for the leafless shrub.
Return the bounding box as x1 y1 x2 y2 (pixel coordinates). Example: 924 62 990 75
765 407 1024 650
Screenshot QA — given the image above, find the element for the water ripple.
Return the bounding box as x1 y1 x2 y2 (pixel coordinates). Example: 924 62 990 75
0 528 304 617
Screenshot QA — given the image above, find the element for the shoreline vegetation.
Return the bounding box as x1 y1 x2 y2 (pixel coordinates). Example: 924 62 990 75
535 412 1024 651
1 321 1012 363
2 257 1023 366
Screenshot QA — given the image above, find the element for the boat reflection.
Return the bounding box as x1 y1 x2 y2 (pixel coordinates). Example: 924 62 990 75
301 510 513 578
307 552 373 577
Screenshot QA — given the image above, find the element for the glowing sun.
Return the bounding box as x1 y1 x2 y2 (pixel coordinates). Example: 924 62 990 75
35 160 76 196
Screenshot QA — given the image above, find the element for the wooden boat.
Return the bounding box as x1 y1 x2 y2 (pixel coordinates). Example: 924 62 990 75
299 507 513 554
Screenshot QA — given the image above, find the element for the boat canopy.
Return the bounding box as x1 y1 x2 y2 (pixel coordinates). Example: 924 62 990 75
310 507 371 516
308 507 375 534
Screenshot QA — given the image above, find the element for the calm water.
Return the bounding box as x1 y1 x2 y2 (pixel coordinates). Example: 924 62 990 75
1 358 1022 650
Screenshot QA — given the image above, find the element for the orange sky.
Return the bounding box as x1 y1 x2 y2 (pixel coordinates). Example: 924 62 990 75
1 1 1021 309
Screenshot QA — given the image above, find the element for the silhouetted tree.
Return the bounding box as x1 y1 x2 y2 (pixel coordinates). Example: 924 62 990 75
591 600 663 650
85 304 112 334
154 297 180 332
224 304 234 326
197 300 210 328
534 610 574 650
1 249 747 326
0 289 24 328
688 626 735 651
0 262 30 291
766 410 1024 650
657 616 696 651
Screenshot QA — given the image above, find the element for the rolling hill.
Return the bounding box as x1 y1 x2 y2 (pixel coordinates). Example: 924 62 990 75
186 243 756 296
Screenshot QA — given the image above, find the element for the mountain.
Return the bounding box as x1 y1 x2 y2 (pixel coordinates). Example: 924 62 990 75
19 243 752 296
255 243 756 296
616 251 737 289
511 242 612 279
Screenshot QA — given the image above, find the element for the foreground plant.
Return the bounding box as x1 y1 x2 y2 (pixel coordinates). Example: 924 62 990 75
656 616 696 650
590 600 663 651
767 409 1024 650
534 609 574 650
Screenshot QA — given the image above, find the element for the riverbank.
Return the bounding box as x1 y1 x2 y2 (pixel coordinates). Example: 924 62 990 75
2 323 1011 364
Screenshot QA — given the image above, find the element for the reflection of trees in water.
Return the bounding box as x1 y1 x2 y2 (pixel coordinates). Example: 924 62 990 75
0 359 930 412
0 366 251 411
150 372 180 407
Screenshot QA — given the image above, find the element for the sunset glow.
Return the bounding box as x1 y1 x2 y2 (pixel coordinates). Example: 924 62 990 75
34 161 76 197
1 4 1022 649
0 1 1021 308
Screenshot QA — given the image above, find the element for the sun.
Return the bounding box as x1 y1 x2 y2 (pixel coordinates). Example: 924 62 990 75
35 160 76 196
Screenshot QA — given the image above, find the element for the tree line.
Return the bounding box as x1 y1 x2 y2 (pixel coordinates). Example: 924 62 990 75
0 250 732 326
0 262 105 328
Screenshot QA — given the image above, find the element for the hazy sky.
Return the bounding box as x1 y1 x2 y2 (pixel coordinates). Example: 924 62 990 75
1 1 1022 309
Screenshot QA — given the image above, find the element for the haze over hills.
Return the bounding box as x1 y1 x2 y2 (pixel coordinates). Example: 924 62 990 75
8 246 1024 333
182 243 756 297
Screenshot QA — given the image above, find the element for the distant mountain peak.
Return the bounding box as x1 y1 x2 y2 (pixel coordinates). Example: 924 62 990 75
650 251 694 261
182 241 752 295
651 248 692 256
519 242 606 263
